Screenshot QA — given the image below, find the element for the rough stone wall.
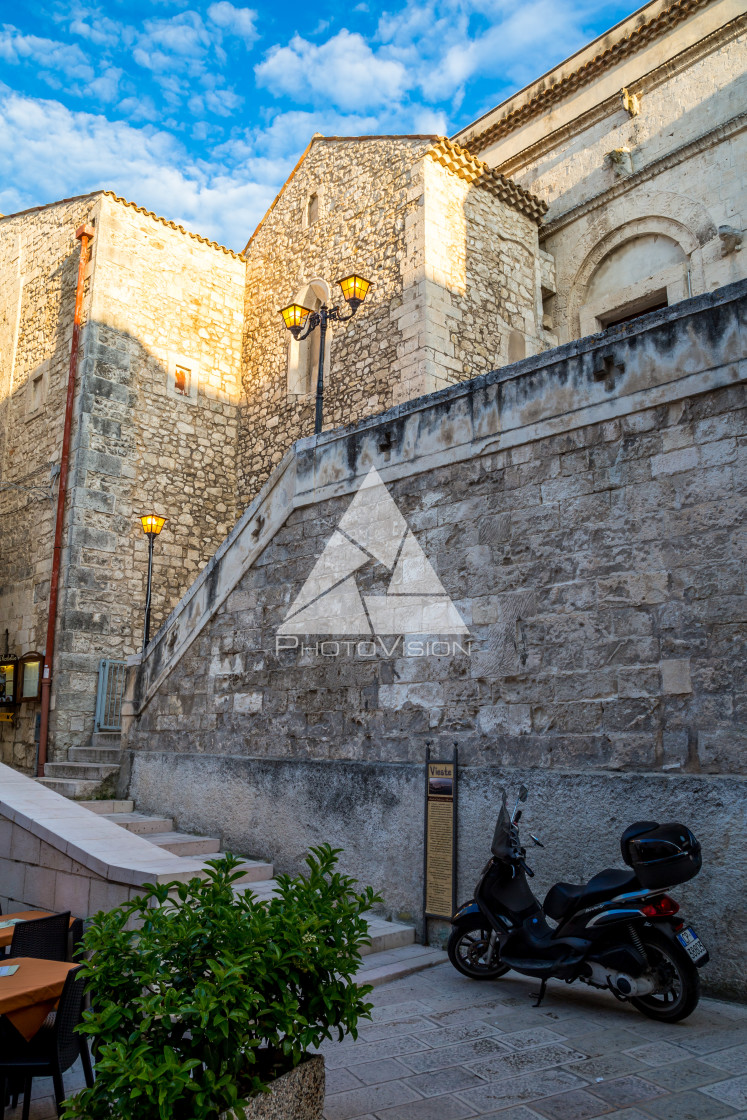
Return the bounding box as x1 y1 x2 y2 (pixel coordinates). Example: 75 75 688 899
52 194 245 758
123 284 746 997
466 4 747 342
0 195 100 769
238 137 541 506
0 193 245 768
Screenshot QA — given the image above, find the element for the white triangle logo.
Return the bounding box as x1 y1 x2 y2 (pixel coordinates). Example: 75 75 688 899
279 467 468 636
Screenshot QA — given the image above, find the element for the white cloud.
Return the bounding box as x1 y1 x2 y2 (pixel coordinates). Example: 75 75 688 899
206 2 258 45
0 88 273 248
255 30 408 111
133 12 212 73
0 27 94 82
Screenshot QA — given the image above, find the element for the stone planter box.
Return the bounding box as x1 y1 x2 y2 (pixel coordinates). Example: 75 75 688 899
222 1054 325 1120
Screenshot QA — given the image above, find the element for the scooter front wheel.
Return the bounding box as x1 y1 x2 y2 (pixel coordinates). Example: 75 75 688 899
447 919 510 980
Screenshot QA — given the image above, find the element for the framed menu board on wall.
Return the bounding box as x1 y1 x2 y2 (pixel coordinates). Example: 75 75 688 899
0 659 17 707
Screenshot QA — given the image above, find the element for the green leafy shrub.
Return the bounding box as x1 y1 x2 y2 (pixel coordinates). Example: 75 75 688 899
64 845 381 1119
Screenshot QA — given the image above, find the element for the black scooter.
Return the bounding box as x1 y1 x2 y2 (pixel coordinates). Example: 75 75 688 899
448 786 709 1022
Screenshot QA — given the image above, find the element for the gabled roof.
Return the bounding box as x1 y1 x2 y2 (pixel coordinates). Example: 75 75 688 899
0 190 245 259
243 134 439 253
243 132 546 252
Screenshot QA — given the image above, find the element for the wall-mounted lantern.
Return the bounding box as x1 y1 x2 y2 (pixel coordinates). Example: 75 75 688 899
19 652 44 702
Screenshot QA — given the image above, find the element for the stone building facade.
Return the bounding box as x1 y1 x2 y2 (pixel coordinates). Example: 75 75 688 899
239 136 547 504
456 0 747 342
0 192 244 768
0 0 745 976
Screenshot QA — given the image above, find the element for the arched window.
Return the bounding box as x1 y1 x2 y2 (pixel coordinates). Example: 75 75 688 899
287 278 330 397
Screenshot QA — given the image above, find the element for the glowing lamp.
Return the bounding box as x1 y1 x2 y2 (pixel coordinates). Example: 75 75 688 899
280 303 313 338
337 274 371 312
140 514 166 536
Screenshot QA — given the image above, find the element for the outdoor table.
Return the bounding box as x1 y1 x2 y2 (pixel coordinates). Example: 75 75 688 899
0 911 76 950
0 957 78 1041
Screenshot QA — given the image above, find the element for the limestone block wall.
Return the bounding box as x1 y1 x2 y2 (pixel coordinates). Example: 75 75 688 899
459 0 747 343
0 194 101 769
0 192 245 768
51 196 245 757
124 282 746 998
238 137 542 506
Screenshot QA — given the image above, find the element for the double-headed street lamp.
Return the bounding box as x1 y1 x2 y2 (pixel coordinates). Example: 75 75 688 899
139 514 167 651
280 274 372 434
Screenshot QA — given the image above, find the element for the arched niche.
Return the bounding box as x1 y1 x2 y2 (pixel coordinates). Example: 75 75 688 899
287 278 330 398
568 214 704 338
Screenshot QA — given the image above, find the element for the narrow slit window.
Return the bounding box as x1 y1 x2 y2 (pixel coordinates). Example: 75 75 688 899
306 193 319 226
30 375 44 412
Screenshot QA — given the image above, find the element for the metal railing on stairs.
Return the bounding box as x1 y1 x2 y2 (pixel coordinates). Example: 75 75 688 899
94 659 128 732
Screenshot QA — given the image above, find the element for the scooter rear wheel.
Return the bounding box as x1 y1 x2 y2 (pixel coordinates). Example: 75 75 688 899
631 928 700 1022
447 919 510 980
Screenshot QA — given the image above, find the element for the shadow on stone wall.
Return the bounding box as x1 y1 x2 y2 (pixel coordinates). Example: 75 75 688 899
1 302 240 769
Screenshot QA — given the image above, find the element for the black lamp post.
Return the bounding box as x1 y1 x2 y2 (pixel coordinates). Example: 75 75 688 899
139 514 167 651
280 274 372 434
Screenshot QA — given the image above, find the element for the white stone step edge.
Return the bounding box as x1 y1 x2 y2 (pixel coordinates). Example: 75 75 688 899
356 946 447 988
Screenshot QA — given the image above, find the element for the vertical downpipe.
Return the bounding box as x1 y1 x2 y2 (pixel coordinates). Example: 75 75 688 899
37 222 94 777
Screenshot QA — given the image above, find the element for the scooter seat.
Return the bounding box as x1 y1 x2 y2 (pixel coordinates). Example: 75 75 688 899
544 868 638 921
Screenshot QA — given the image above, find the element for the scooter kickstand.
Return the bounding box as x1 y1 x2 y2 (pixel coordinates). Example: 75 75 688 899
532 979 547 1008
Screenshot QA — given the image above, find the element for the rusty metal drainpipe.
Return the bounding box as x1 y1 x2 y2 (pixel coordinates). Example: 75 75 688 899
37 223 94 777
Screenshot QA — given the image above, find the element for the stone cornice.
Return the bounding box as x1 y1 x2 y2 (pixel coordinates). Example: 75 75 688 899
493 11 747 180
427 138 548 222
464 0 714 155
539 110 747 241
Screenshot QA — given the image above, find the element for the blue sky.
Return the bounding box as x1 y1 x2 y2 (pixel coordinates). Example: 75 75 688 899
1 0 640 249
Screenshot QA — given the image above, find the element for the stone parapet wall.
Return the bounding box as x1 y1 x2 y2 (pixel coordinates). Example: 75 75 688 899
0 762 206 918
124 282 746 995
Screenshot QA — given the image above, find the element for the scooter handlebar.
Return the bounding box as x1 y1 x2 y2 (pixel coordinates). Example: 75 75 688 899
518 857 534 878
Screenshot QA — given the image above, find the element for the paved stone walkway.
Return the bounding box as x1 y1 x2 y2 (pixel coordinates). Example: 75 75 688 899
5 964 745 1119
319 963 747 1120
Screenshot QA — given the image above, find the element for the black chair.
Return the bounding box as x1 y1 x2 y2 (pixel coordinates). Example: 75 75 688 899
8 912 71 963
0 966 94 1120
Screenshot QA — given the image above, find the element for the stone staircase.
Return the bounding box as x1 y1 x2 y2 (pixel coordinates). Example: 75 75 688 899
37 733 123 799
78 798 446 986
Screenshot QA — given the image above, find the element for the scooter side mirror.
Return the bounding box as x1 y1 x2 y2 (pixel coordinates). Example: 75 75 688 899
519 785 528 802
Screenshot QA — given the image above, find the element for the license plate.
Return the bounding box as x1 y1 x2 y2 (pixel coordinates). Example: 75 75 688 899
677 926 708 963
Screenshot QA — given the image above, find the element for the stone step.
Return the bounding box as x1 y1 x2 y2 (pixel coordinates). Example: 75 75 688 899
68 746 122 764
43 761 120 781
91 733 121 749
234 878 279 901
36 776 111 800
356 944 447 988
79 799 134 814
143 831 221 857
104 811 175 835
360 916 416 957
189 856 275 883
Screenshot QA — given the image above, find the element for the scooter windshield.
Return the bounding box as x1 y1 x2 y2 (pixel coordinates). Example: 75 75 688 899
491 797 513 859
